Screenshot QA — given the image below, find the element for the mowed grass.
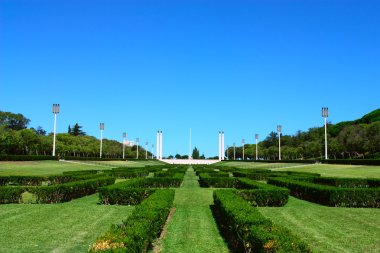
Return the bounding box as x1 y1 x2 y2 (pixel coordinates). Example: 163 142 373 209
216 161 380 178
258 197 380 253
159 167 229 253
0 194 134 253
272 164 380 178
0 160 163 176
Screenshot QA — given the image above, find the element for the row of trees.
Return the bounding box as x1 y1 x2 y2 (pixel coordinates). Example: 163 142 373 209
227 121 380 160
0 111 151 158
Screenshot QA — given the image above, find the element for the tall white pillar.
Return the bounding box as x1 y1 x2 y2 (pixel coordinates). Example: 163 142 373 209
221 132 225 160
156 131 160 159
159 131 163 159
218 131 221 160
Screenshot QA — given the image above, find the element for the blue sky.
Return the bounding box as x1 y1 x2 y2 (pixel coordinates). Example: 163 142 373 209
1 0 379 157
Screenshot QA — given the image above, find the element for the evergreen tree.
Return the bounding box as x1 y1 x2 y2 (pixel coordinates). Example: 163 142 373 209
71 123 86 136
68 125 72 134
192 147 200 159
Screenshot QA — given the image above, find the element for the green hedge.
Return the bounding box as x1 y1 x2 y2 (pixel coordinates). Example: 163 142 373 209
99 187 156 205
30 177 115 203
213 190 310 253
233 171 320 181
198 174 241 188
0 186 24 204
322 159 380 166
313 177 380 188
268 177 380 208
0 155 57 161
0 175 91 186
90 189 175 252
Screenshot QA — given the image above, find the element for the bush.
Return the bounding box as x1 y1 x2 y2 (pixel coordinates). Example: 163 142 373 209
99 187 156 205
0 155 57 161
268 177 380 208
30 177 115 203
198 174 241 188
90 189 175 252
0 186 24 204
0 176 47 186
213 190 310 253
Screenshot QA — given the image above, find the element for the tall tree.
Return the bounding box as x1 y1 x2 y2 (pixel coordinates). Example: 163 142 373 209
0 111 30 130
192 147 200 159
71 123 86 136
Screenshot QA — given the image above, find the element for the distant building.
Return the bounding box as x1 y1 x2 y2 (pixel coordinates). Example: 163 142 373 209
123 140 135 147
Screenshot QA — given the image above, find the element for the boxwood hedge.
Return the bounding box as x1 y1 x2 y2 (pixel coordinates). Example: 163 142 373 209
268 177 380 208
0 186 25 204
213 190 310 253
90 189 175 252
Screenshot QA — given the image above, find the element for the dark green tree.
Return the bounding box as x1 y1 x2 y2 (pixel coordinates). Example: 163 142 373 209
192 147 200 159
71 123 86 136
0 111 30 130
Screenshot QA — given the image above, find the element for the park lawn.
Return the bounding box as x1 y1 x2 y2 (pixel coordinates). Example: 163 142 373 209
158 167 229 253
0 194 134 253
258 197 380 253
214 161 305 170
272 164 380 178
0 160 162 176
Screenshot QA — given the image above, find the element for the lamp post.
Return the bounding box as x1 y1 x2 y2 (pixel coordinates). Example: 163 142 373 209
99 123 104 158
136 138 140 159
151 144 154 159
233 142 236 160
52 104 60 156
226 145 229 160
322 107 329 159
122 132 126 159
255 134 259 160
145 141 148 159
242 139 245 160
277 125 282 160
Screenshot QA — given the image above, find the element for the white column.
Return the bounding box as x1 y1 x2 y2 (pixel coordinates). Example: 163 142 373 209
100 130 103 158
52 113 57 156
122 133 126 159
159 131 163 159
156 131 160 159
222 132 225 160
218 131 221 160
255 134 259 160
325 117 328 159
151 144 154 159
279 133 281 161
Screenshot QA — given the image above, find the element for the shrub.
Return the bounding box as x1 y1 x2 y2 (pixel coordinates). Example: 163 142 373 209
99 187 156 205
0 186 24 204
213 190 310 253
30 177 115 203
0 155 57 161
268 177 380 208
90 189 175 252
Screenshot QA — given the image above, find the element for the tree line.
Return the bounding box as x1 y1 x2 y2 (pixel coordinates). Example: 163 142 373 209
0 111 151 158
227 109 380 160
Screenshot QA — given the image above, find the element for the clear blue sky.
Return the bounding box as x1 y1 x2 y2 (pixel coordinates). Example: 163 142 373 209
1 0 379 157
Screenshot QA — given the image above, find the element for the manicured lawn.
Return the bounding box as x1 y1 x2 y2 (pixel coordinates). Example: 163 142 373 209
0 160 163 176
258 197 380 253
158 167 229 253
272 164 380 178
216 161 380 178
0 194 134 253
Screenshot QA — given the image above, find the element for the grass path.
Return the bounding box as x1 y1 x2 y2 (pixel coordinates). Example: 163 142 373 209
159 167 229 253
0 194 134 253
258 197 380 253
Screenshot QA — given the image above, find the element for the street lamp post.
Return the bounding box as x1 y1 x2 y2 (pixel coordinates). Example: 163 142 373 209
52 104 60 156
226 145 229 160
255 134 259 160
277 125 282 160
233 142 236 160
151 144 154 159
99 123 104 158
242 139 245 160
145 141 148 159
122 132 126 159
322 107 329 159
136 138 140 159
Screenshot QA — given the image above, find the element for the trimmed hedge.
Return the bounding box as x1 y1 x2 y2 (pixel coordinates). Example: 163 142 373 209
268 177 380 208
99 187 156 205
0 186 24 204
90 189 175 252
213 190 310 253
314 177 380 188
198 174 241 188
233 170 320 181
30 177 115 203
0 155 57 161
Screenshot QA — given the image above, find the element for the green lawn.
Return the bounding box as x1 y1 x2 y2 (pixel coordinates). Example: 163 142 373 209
158 167 229 253
272 164 380 178
0 160 163 176
0 194 134 253
216 161 380 178
258 197 380 253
